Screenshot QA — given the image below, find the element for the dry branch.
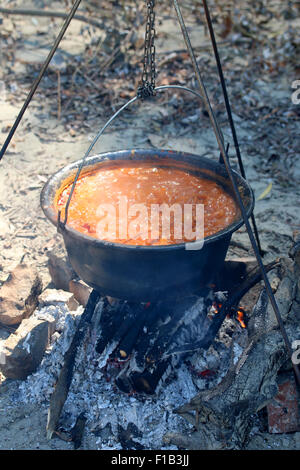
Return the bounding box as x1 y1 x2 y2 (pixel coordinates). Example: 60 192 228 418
46 290 101 439
0 7 103 29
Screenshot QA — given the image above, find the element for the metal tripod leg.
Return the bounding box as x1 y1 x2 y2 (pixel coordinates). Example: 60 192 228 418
202 0 264 257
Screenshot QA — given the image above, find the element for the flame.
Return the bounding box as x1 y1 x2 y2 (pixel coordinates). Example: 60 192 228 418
211 301 222 314
211 300 247 328
237 307 246 328
211 301 247 328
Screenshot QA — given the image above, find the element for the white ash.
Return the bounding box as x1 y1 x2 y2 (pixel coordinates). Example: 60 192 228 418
17 302 83 404
187 318 248 391
188 341 230 390
14 301 196 449
214 291 228 303
233 342 244 365
13 298 245 449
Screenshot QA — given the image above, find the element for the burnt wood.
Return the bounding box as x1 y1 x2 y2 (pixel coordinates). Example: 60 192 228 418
46 289 101 439
166 256 300 450
93 260 277 394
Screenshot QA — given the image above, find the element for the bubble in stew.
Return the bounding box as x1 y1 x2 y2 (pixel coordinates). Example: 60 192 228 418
56 163 238 245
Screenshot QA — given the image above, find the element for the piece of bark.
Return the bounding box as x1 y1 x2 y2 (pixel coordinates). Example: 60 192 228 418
0 314 55 379
0 264 42 325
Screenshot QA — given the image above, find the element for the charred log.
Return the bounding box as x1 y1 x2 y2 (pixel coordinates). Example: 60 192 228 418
93 259 280 395
167 256 300 450
46 290 101 439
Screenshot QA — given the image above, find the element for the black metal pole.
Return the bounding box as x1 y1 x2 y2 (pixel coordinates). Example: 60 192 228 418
0 0 82 162
173 0 300 386
201 0 264 256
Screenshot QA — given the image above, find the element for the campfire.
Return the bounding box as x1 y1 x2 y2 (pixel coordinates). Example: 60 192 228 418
1 238 299 450
84 261 260 396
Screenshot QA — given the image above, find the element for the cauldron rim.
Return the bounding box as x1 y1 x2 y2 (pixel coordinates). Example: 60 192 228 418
40 148 254 251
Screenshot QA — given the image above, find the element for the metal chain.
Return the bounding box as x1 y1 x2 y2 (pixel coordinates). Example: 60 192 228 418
137 0 156 99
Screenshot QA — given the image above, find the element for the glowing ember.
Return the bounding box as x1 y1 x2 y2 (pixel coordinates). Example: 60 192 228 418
210 301 247 329
237 307 246 328
211 301 222 314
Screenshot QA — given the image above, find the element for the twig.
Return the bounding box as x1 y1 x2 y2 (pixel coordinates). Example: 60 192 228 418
76 68 103 92
0 7 103 30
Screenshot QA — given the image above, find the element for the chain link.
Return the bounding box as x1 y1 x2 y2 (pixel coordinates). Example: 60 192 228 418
137 0 156 99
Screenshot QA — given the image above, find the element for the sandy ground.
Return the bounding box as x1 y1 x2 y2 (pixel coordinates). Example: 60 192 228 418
0 1 300 450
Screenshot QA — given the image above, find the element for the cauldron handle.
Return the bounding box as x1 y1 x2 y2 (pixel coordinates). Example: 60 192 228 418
59 84 222 231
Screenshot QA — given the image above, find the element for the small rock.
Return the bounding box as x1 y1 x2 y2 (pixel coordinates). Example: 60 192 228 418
0 264 42 326
0 314 55 380
39 288 79 311
267 373 299 434
47 247 77 292
69 280 91 307
15 47 51 65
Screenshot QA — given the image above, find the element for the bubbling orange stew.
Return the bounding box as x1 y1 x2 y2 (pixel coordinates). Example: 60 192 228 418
56 164 238 245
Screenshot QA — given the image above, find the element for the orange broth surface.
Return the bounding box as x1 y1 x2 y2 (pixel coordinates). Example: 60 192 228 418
56 164 238 245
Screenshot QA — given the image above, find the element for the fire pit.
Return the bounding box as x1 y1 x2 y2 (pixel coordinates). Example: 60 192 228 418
1 0 299 452
11 249 299 450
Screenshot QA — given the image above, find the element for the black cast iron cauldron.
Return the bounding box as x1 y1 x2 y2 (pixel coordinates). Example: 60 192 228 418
41 148 254 301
